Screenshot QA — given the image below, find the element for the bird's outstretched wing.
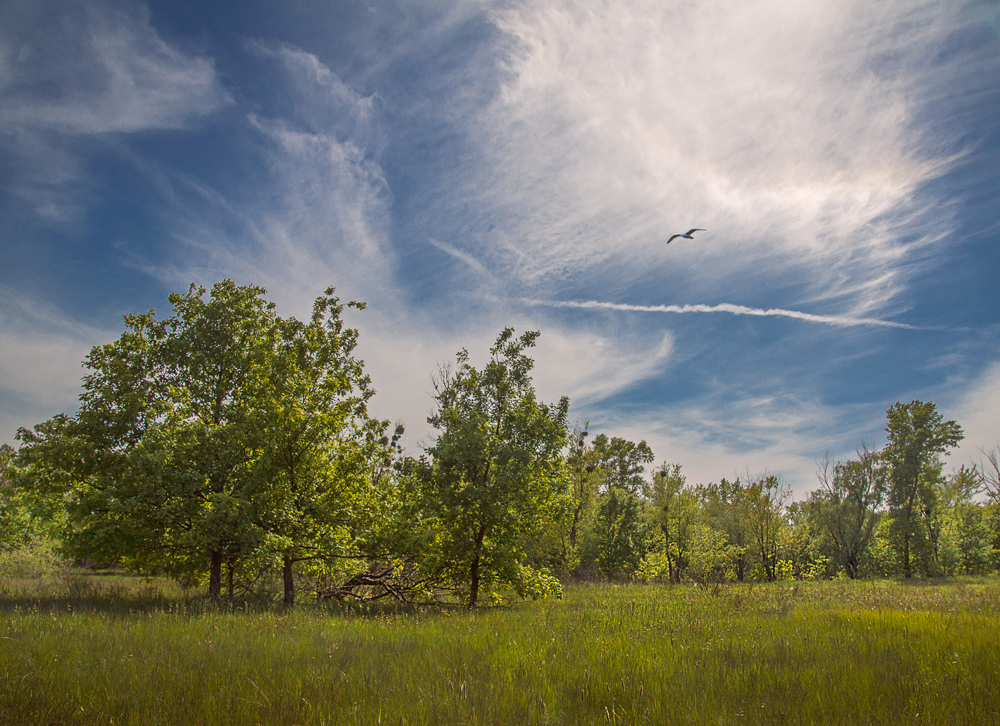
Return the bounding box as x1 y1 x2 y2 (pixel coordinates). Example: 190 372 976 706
666 234 682 244
686 228 706 235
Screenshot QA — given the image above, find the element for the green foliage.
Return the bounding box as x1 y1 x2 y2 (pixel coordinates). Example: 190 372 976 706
12 282 385 602
7 287 993 594
0 538 65 579
0 443 32 551
595 488 647 577
250 289 385 604
698 478 752 581
591 434 654 495
743 473 788 581
646 463 699 583
423 328 571 606
884 400 963 578
808 444 887 578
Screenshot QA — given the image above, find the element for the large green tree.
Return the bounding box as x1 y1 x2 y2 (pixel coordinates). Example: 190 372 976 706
884 400 963 578
251 291 385 605
15 281 383 600
424 328 571 607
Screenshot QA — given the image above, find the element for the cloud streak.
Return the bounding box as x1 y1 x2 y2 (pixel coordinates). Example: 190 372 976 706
520 298 918 329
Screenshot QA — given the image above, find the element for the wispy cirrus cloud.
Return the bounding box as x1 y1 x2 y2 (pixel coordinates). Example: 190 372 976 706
414 0 970 319
149 43 392 317
0 0 229 222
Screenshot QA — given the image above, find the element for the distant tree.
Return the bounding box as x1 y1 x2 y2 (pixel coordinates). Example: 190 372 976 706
808 443 888 578
978 445 1000 503
782 501 827 579
424 328 571 607
699 478 751 581
523 424 603 576
647 463 699 583
595 487 646 578
743 473 788 581
0 444 28 551
884 400 963 578
565 424 603 552
592 434 654 495
972 445 1000 572
934 466 991 575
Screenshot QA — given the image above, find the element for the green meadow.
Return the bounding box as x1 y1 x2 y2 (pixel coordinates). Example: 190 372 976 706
2 575 999 725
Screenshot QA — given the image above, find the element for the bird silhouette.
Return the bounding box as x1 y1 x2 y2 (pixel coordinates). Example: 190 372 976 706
666 228 706 244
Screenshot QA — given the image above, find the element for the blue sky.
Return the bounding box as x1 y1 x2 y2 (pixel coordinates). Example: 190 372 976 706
2 0 998 495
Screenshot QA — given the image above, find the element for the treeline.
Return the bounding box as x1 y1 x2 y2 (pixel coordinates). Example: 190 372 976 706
1 281 998 607
537 417 999 585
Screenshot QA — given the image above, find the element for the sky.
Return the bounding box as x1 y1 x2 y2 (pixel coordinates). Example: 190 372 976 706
2 0 999 497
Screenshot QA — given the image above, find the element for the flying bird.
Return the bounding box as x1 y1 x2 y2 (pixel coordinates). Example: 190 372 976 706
666 228 706 244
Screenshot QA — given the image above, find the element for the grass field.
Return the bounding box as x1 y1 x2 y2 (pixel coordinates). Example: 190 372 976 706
2 573 999 725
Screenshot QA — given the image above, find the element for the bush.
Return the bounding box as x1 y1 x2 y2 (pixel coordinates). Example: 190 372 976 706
0 538 66 578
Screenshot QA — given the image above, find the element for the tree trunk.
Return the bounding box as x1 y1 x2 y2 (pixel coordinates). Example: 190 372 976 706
468 525 487 608
845 555 858 580
570 505 582 549
209 549 223 599
903 488 915 578
283 555 295 606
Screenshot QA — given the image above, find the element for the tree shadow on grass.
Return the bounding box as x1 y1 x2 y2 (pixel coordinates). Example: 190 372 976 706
0 570 479 619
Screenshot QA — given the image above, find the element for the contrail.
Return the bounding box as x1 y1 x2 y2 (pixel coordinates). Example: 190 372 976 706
520 298 917 329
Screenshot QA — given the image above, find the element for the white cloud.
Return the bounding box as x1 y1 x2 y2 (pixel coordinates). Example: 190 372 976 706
530 327 673 407
952 361 1000 469
135 45 394 320
0 0 228 135
353 316 676 455
426 0 966 318
0 286 116 443
591 392 887 498
0 0 230 222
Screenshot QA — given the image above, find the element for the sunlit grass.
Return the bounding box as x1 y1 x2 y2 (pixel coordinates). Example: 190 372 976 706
2 574 999 724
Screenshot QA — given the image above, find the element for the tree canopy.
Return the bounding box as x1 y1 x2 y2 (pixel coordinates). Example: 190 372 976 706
423 328 571 607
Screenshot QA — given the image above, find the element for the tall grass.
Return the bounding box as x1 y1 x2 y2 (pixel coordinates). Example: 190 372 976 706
2 574 999 724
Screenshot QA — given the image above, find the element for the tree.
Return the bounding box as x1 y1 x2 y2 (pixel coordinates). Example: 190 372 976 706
595 487 647 577
884 400 963 578
592 435 654 495
250 290 385 605
743 473 788 581
14 281 383 600
809 443 887 578
565 424 603 553
699 478 751 581
933 465 990 575
424 328 571 607
522 423 602 576
0 444 29 551
978 445 1000 503
647 463 699 583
